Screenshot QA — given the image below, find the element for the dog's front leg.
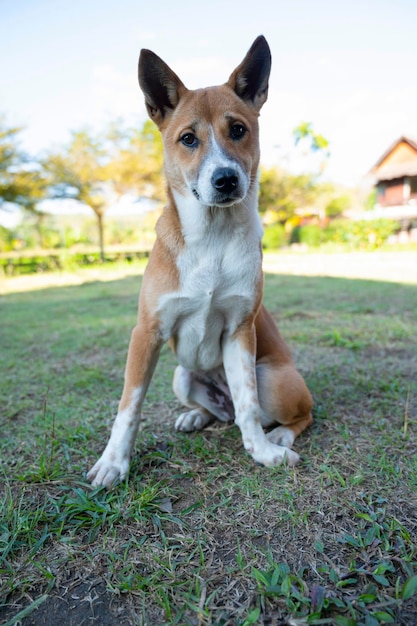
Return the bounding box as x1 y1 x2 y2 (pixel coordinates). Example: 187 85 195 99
87 324 162 488
223 325 300 467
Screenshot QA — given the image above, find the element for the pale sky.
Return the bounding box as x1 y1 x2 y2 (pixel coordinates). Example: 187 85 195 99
1 0 417 187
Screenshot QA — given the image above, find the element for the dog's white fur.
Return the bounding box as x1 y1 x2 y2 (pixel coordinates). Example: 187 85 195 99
87 36 313 488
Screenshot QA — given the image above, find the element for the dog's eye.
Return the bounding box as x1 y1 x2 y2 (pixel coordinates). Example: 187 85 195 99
181 133 198 147
230 124 246 140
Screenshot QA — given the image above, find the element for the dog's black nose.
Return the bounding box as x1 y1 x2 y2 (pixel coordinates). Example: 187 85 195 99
211 168 239 194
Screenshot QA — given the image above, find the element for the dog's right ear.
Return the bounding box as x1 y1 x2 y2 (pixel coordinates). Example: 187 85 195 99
138 50 187 127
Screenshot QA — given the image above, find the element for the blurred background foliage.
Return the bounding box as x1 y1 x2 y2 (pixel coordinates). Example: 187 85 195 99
0 115 397 260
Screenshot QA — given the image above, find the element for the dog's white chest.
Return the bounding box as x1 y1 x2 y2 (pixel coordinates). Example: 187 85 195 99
157 234 261 371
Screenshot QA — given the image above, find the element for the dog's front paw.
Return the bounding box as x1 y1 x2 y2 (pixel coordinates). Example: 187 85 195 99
87 453 130 489
249 439 300 467
175 409 213 432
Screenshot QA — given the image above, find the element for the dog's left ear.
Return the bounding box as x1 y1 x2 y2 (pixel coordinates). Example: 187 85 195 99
227 35 271 112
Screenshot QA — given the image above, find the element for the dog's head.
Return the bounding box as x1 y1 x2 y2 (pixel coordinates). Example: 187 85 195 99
138 36 271 209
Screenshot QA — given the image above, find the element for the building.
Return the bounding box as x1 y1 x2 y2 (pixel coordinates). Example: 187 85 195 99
370 136 417 218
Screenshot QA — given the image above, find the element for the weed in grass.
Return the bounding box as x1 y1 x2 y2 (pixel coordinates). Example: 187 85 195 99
251 551 416 625
323 328 365 350
0 485 48 563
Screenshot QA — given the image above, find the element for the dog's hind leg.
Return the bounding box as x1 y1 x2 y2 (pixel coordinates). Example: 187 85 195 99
256 362 313 449
173 366 235 432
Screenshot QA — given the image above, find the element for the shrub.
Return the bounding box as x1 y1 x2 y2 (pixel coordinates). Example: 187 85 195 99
298 224 324 247
262 223 287 250
288 218 399 250
325 218 398 249
0 225 14 252
325 194 351 218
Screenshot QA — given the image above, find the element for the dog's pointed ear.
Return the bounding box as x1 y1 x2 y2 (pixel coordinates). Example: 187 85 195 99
138 50 187 127
227 35 271 112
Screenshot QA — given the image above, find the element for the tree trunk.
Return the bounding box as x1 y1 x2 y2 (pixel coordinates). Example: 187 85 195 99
97 211 105 262
35 211 46 248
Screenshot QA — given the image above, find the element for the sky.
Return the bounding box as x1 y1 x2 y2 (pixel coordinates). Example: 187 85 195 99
1 0 417 191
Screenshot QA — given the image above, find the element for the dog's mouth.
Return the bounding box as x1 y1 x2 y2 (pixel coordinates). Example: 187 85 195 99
214 196 241 207
192 187 243 208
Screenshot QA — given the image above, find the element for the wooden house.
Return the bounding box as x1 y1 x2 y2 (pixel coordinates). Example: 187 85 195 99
370 136 417 216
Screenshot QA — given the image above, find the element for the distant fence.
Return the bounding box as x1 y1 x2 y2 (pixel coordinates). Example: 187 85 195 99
0 247 152 276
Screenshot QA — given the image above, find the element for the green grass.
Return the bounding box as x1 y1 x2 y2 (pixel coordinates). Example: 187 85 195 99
0 257 417 625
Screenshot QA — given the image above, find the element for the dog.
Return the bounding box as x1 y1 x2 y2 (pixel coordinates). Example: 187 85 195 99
87 35 313 488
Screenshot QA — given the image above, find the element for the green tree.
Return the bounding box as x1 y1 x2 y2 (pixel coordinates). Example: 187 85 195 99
0 117 24 204
0 116 50 245
258 167 319 224
259 166 352 238
259 125 354 247
293 121 330 155
45 129 110 260
109 119 165 202
325 193 351 218
44 120 164 260
293 121 330 177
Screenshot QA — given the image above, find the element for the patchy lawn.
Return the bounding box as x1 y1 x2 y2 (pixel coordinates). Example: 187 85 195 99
1 252 417 625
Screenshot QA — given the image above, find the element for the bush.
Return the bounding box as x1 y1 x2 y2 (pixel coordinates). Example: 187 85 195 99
298 224 324 247
325 194 351 218
325 218 398 249
262 224 287 250
289 224 325 247
288 218 399 250
0 225 14 252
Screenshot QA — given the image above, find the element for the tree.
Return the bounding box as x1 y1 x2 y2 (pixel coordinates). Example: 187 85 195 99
0 120 46 207
44 120 164 260
109 119 165 202
259 165 352 237
259 124 353 247
45 130 110 260
0 116 50 244
258 167 319 224
293 121 329 155
293 121 330 177
0 117 24 203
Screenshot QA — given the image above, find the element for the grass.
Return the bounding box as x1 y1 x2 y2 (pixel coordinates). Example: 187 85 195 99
0 254 417 625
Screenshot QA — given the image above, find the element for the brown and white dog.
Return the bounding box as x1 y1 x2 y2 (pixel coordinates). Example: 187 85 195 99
88 36 313 488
